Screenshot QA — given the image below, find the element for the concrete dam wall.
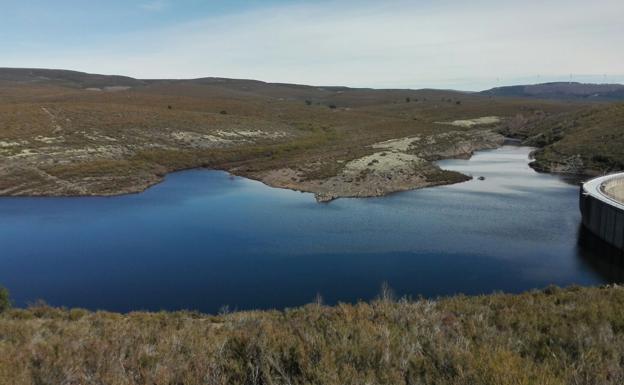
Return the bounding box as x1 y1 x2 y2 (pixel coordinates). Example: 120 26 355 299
580 173 624 251
603 178 624 203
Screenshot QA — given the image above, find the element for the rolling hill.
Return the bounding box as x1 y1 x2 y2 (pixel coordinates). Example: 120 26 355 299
481 82 624 101
0 68 622 200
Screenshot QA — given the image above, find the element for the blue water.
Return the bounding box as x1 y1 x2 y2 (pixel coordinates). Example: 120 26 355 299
0 146 619 313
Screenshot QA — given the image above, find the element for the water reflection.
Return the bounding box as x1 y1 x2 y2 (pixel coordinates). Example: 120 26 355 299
576 225 624 283
0 145 619 313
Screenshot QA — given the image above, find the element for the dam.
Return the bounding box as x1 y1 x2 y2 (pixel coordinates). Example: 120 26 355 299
580 172 624 251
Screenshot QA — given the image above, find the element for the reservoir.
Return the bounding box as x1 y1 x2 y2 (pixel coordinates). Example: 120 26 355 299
0 145 620 313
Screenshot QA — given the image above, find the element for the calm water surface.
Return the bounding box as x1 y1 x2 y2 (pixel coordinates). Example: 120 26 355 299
1 145 621 313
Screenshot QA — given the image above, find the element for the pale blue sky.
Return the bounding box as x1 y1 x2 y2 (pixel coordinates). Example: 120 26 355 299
2 0 623 90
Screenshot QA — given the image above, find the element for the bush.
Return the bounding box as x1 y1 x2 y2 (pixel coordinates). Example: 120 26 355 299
2 286 624 384
0 286 10 313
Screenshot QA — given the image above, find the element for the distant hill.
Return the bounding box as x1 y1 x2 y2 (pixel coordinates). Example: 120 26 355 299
0 67 476 107
0 68 145 89
480 82 624 100
3 68 624 102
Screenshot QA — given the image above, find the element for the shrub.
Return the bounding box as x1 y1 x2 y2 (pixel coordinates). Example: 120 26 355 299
0 285 10 313
1 286 624 384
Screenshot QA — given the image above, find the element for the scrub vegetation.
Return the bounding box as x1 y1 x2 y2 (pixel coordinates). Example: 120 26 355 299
3 68 613 201
0 286 9 313
499 102 624 175
2 285 624 384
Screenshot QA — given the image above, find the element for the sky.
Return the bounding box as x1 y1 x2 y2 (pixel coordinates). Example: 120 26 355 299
1 0 623 90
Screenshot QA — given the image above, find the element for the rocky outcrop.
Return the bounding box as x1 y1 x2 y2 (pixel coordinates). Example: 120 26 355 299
257 129 505 202
529 153 586 175
415 130 505 160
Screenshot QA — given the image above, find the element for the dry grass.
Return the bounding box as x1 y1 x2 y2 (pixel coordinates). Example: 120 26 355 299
0 77 587 197
500 103 624 174
1 285 624 385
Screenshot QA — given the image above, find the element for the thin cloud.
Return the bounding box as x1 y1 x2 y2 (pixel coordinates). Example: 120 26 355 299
5 0 624 90
139 0 168 12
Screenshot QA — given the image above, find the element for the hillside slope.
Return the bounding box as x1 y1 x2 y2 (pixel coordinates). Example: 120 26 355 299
1 68 587 201
2 69 624 197
499 103 624 174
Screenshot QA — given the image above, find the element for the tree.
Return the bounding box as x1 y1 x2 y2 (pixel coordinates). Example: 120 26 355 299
0 286 10 313
405 97 411 103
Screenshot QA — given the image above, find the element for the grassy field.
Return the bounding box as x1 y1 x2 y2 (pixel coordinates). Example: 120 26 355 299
1 285 624 385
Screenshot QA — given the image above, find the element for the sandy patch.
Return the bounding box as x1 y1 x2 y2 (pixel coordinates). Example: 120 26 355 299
372 136 421 152
8 149 37 158
214 130 241 138
0 141 25 148
436 116 501 128
103 86 131 92
215 130 289 139
43 145 129 160
237 130 287 138
345 152 424 174
35 136 64 144
81 132 119 142
171 129 289 146
171 131 234 147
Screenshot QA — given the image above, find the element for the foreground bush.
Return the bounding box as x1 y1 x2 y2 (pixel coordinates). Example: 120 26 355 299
1 286 624 384
0 286 9 313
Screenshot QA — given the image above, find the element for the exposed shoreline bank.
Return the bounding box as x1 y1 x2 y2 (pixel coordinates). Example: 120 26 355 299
0 129 508 202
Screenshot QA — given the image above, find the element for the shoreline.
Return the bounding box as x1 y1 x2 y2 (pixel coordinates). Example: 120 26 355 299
0 131 599 202
0 130 506 203
0 141 593 202
0 129 511 202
